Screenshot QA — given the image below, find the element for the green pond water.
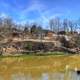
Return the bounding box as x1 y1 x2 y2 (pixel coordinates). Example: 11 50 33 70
0 55 80 80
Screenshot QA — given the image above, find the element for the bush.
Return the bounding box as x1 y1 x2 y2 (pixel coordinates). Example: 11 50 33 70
24 43 32 51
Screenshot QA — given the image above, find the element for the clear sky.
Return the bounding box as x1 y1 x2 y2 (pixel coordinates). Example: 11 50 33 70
0 0 80 27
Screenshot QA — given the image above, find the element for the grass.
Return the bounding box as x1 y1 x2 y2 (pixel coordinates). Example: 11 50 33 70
0 51 67 58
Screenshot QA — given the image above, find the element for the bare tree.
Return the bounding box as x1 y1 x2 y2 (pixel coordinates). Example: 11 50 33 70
3 17 13 28
56 17 60 33
0 18 2 27
63 19 69 33
49 17 61 33
49 19 54 31
68 20 74 34
76 19 80 33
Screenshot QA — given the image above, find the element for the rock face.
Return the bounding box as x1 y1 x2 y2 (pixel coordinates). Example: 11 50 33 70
0 31 79 55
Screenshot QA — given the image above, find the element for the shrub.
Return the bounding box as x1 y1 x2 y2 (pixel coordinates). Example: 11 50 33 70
24 43 32 51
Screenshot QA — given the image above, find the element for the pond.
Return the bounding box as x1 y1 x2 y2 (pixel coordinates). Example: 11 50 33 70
0 55 80 80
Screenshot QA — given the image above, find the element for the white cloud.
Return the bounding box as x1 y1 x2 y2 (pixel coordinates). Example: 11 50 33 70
16 0 47 25
22 0 45 14
17 1 61 26
0 13 8 18
19 1 63 25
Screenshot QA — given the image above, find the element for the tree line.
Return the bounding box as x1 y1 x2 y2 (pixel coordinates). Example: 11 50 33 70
49 17 80 33
0 17 80 34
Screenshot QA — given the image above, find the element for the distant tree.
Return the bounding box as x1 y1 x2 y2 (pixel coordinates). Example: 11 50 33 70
76 19 80 33
68 21 74 34
63 19 69 33
30 24 37 34
0 17 14 37
36 26 43 39
3 17 13 28
24 27 29 34
56 17 60 33
37 26 42 32
0 18 2 27
49 19 54 31
49 17 61 33
23 23 29 32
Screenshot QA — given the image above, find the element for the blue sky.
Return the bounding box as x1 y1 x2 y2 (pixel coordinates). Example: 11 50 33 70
0 0 80 27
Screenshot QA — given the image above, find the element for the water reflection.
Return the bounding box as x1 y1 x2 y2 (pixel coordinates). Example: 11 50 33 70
42 73 49 80
0 76 4 80
11 73 32 80
50 73 64 80
68 71 80 80
0 71 80 80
